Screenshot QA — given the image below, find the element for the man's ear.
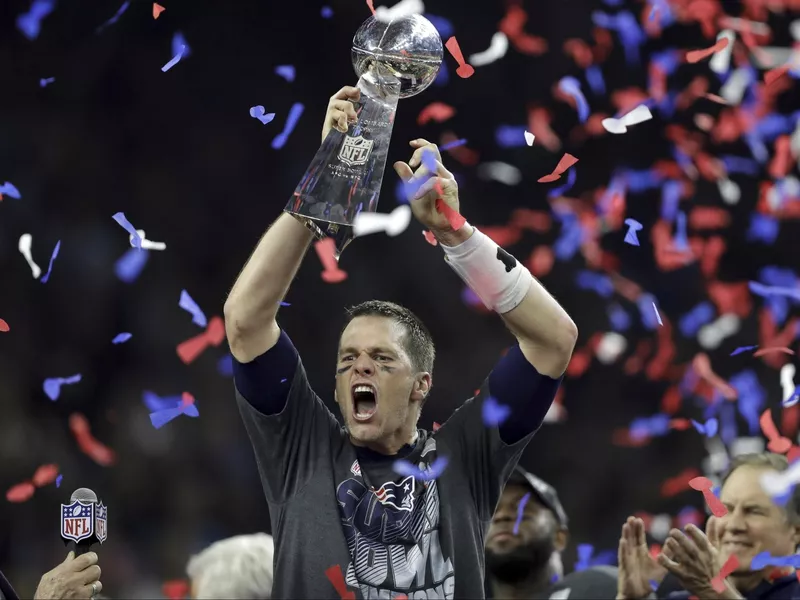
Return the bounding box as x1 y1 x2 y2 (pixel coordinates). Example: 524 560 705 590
411 373 432 404
554 527 569 552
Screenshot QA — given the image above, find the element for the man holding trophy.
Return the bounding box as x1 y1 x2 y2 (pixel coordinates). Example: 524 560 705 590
224 13 577 598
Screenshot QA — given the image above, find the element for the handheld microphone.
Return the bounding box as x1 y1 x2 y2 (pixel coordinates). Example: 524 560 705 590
60 488 108 556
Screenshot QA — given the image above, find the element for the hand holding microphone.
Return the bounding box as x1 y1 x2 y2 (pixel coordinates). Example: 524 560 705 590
33 551 102 600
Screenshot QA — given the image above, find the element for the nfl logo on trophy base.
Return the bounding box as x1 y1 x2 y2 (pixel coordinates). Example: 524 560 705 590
338 134 373 167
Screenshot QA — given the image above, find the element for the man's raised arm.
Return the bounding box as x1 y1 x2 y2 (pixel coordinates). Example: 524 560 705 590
224 86 360 363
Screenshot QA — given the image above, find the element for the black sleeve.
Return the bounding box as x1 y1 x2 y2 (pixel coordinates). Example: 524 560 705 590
436 344 561 520
233 329 342 503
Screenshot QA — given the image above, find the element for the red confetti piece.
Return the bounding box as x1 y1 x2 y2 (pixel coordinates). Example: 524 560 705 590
417 102 456 126
692 353 737 400
325 565 355 600
703 93 728 104
365 0 375 17
537 153 578 183
0 319 8 332
6 482 35 503
760 409 792 454
445 37 475 78
177 315 225 365
712 555 739 593
152 2 165 19
422 231 438 246
661 468 701 497
31 464 59 487
752 346 795 357
768 135 792 179
69 413 116 466
314 238 348 284
480 225 522 247
765 64 790 87
689 476 728 517
527 246 554 277
432 421 441 432
669 418 692 431
435 198 466 231
162 580 189 600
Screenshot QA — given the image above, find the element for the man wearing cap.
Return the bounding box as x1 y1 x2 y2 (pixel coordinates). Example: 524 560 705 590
486 466 618 599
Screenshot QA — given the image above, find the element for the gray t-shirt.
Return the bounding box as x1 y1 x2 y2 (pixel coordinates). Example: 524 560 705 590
236 336 544 598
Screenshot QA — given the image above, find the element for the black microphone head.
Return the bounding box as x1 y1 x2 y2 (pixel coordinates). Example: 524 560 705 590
70 488 98 503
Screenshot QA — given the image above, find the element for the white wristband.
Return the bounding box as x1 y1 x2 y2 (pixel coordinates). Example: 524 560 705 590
441 225 534 314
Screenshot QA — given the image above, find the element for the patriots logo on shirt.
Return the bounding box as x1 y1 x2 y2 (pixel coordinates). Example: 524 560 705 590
350 460 361 477
373 475 415 512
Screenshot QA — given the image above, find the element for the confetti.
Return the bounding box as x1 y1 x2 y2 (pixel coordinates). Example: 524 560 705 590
692 353 737 400
69 413 116 466
558 77 591 123
6 483 35 503
353 205 412 238
249 106 276 125
417 102 455 126
162 44 186 72
321 6 333 18
162 581 190 600
179 290 208 328
5 463 59 503
445 36 474 78
55 474 62 488
275 65 295 83
623 218 643 246
96 0 130 33
760 460 800 500
115 246 149 283
468 32 509 67
112 212 142 249
524 131 535 146
111 332 132 344
39 77 55 87
16 0 56 40
40 240 60 284
712 555 739 593
314 239 347 283
325 564 355 600
132 229 166 251
176 316 225 364
709 30 735 74
760 409 792 455
150 392 199 429
0 319 8 332
751 552 800 570
152 3 165 18
217 354 233 377
477 162 522 186
482 396 511 427
730 345 758 356
538 153 578 183
18 234 41 279
393 456 449 481
435 198 466 231
422 231 438 246
688 476 728 517
765 64 791 87
512 492 531 535
271 103 305 150
652 302 663 326
172 31 191 58
0 181 21 200
691 418 718 437
374 0 424 23
780 364 799 408
43 374 81 401
602 104 653 134
439 138 467 151
685 38 730 64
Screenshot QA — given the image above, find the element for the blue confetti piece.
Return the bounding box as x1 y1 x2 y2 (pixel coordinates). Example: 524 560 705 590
111 332 132 344
585 65 606 95
55 474 62 488
461 286 484 308
751 551 800 570
651 50 681 75
495 125 528 148
40 240 60 284
275 65 295 82
421 148 438 173
321 6 333 18
574 544 594 572
172 32 191 58
558 77 590 123
576 271 614 297
424 14 454 38
434 61 449 87
217 354 234 377
749 281 800 302
0 182 22 199
16 0 56 40
112 212 142 249
623 218 643 246
746 214 779 245
249 105 276 125
512 492 531 535
548 168 577 198
638 294 660 330
553 213 583 261
393 456 449 481
674 211 688 251
142 390 183 412
784 385 800 408
679 302 715 337
623 168 661 192
280 301 291 306
691 418 718 437
162 44 186 73
272 103 304 150
179 290 207 328
721 155 759 176
150 404 199 429
730 345 758 356
95 0 129 34
43 374 81 401
114 246 149 283
39 77 55 87
440 138 467 151
482 396 511 427
608 303 631 331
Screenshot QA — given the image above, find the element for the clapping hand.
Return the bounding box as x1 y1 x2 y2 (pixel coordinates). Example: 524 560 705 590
617 516 670 599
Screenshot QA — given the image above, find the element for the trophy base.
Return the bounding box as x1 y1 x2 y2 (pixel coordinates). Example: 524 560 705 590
289 212 354 260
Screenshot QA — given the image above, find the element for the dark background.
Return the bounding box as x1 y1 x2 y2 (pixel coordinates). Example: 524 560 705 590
1 0 798 596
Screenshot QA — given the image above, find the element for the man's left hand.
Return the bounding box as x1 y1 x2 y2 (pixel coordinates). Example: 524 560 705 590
393 139 461 235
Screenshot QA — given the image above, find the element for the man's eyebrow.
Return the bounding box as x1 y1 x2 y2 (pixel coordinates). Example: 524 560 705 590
338 346 397 355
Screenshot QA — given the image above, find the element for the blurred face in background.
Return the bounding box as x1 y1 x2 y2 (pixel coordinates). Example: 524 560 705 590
335 316 430 452
485 483 567 583
718 465 800 578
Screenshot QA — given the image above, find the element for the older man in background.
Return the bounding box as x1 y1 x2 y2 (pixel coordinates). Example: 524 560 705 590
186 533 274 599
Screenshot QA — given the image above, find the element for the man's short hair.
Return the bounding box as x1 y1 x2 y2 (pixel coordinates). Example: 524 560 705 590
186 533 274 599
722 452 800 525
342 300 435 374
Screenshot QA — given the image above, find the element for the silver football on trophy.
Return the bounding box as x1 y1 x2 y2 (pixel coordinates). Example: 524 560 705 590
351 14 443 98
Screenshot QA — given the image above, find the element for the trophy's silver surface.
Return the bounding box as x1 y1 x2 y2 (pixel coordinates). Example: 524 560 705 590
284 14 443 258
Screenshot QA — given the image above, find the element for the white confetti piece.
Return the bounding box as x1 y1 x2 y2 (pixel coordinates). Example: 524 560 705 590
467 32 508 68
601 104 653 134
698 314 740 349
18 233 41 279
524 131 535 146
374 0 425 22
353 204 412 238
477 162 522 186
718 178 741 205
761 459 800 497
780 364 799 407
709 30 735 74
652 302 663 326
720 68 750 105
130 229 167 251
595 332 627 364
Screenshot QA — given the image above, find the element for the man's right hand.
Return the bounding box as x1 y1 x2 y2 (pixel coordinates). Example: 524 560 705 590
34 551 102 599
321 86 360 143
617 516 669 600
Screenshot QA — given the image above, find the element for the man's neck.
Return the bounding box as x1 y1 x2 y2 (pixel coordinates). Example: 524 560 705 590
491 566 554 599
729 571 768 594
350 429 418 455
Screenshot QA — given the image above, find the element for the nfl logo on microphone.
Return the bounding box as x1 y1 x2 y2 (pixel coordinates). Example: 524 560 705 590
95 502 108 543
61 500 96 543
